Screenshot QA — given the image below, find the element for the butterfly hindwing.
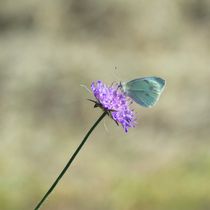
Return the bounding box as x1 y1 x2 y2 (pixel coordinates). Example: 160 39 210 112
124 77 165 107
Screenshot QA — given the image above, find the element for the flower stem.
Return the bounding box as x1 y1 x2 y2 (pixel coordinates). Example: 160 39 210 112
34 111 107 210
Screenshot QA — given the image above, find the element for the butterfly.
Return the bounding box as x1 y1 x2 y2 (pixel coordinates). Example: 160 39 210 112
120 77 165 108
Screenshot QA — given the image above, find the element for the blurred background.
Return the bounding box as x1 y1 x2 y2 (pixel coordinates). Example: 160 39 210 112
1 0 210 209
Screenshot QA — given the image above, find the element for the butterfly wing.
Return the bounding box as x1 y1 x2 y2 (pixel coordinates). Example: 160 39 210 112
124 77 165 107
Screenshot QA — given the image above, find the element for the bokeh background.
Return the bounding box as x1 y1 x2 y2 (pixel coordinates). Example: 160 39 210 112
1 0 210 209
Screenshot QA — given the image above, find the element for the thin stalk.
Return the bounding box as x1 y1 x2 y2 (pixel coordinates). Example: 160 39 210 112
34 111 107 210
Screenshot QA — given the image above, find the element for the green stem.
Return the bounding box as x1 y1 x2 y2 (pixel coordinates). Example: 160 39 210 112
34 111 107 210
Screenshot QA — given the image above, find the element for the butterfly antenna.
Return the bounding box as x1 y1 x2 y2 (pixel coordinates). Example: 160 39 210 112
111 66 122 82
80 84 91 94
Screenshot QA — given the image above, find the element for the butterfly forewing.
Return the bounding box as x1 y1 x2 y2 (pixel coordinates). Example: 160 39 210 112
124 77 165 107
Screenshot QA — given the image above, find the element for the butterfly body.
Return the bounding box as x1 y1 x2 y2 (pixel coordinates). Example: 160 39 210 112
121 77 165 108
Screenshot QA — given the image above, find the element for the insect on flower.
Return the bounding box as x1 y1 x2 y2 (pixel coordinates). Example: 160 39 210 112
34 76 166 210
90 77 165 132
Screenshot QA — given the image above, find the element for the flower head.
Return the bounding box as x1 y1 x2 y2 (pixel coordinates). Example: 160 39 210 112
90 80 136 132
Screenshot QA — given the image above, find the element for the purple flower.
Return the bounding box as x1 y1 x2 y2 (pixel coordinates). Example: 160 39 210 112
91 80 136 132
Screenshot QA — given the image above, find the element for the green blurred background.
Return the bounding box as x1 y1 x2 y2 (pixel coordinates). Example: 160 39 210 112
1 0 210 209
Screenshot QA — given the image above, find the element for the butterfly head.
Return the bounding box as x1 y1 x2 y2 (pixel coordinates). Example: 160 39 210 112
118 81 126 93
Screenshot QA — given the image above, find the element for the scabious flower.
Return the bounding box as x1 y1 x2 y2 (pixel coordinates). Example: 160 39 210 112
34 80 136 209
91 80 136 132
